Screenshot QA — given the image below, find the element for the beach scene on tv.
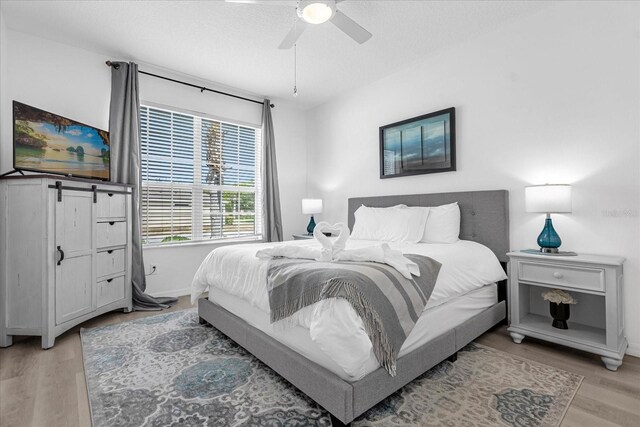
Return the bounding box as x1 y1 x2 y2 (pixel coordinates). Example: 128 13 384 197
13 102 110 180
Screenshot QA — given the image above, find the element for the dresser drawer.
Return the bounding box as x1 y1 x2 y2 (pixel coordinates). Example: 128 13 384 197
97 192 126 219
97 275 125 307
97 248 125 278
518 261 605 292
96 221 127 248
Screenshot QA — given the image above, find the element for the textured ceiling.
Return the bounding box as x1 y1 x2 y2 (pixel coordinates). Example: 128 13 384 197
1 0 551 109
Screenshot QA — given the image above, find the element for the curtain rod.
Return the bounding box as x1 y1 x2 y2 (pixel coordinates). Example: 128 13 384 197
105 61 274 108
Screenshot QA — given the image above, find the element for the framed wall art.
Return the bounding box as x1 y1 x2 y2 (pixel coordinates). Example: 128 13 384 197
379 107 456 179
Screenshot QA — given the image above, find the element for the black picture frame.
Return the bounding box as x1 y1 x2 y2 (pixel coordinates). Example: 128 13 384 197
379 107 456 179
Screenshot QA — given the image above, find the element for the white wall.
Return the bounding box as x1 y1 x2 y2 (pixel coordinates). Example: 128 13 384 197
0 10 7 149
0 31 111 171
306 2 640 355
0 29 308 298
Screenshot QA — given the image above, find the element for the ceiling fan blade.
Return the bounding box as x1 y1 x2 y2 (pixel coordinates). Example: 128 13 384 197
225 0 298 6
330 10 372 44
278 21 308 49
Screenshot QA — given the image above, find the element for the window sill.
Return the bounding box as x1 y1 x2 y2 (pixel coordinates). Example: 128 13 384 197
143 235 262 250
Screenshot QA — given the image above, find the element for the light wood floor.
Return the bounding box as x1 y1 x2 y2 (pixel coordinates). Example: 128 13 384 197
1 296 639 427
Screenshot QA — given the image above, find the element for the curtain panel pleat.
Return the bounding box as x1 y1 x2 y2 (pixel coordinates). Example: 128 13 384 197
109 61 177 310
261 100 283 242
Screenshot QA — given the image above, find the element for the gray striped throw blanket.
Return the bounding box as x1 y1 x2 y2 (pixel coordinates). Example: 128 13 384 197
267 255 442 376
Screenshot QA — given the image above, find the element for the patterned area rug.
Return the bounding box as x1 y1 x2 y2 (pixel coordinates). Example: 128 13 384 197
81 309 583 427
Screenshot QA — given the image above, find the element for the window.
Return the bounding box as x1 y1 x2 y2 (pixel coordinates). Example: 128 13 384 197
140 104 262 245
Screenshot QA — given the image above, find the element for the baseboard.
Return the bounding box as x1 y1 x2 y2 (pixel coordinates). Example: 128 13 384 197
150 287 191 299
627 341 640 358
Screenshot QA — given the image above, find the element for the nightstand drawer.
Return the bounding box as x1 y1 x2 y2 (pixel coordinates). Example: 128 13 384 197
518 261 605 292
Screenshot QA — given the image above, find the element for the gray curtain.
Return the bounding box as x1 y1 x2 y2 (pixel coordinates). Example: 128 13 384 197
261 100 283 242
109 61 177 310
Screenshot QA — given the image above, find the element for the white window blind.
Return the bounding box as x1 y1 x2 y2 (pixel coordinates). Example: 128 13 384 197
140 104 262 245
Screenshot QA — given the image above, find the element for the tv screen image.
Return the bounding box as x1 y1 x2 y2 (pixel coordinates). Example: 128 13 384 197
13 101 110 181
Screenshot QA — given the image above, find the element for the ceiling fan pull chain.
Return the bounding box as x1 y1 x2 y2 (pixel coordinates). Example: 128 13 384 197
293 42 298 97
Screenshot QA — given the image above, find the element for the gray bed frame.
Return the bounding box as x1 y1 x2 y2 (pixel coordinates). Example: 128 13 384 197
198 190 509 426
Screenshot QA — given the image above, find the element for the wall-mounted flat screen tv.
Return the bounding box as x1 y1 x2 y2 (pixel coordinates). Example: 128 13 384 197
13 101 110 181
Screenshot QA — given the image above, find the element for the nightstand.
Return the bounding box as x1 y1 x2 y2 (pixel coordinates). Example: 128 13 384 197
292 233 314 240
507 251 626 371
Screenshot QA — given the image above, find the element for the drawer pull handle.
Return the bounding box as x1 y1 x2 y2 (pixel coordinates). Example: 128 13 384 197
107 278 113 283
109 221 115 226
107 250 113 254
553 272 564 279
108 193 114 197
57 246 65 265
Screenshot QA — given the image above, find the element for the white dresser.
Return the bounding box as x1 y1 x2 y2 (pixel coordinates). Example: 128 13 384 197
0 176 133 349
507 251 626 370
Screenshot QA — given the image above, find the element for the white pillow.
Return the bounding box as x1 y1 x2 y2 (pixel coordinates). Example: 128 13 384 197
351 205 428 243
421 202 460 243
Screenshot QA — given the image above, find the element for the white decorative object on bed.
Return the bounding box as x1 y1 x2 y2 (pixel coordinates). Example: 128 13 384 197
257 221 421 278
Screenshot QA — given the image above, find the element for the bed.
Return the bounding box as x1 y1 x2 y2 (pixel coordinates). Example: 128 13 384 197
195 190 509 426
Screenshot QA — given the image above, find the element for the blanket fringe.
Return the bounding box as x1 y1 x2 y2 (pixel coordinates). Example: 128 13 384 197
270 287 324 323
321 279 398 377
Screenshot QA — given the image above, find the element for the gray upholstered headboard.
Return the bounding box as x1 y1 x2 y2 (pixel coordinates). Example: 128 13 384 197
347 190 510 263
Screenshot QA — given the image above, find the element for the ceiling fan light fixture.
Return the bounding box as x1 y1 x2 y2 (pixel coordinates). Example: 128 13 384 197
298 1 335 25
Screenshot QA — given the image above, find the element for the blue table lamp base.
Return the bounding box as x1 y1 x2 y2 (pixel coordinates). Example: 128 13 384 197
306 216 316 235
537 215 562 253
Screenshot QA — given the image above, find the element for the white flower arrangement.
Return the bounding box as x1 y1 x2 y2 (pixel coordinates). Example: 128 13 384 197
542 289 577 305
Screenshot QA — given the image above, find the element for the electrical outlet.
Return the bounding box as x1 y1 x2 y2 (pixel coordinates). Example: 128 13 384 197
147 265 157 276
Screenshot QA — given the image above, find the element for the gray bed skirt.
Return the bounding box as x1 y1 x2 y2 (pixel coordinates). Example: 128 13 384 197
198 297 506 425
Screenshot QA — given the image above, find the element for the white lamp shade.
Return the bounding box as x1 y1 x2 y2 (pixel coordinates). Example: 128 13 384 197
525 184 572 213
302 198 323 215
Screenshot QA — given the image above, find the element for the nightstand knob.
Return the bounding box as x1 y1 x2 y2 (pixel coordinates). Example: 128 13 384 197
553 272 564 279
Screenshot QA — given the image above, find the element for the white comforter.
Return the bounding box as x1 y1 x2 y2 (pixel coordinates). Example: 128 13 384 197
191 238 506 377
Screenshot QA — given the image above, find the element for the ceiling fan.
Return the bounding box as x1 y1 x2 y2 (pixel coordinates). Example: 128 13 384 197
225 0 373 49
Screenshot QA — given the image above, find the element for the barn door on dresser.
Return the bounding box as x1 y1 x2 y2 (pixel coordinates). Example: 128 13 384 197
55 189 94 325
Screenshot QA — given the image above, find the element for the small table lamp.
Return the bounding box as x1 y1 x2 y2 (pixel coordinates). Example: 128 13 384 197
302 198 323 235
525 184 572 253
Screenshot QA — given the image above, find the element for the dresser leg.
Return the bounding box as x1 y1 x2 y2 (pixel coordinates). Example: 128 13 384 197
509 332 525 344
0 333 12 347
42 334 55 349
601 356 623 371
